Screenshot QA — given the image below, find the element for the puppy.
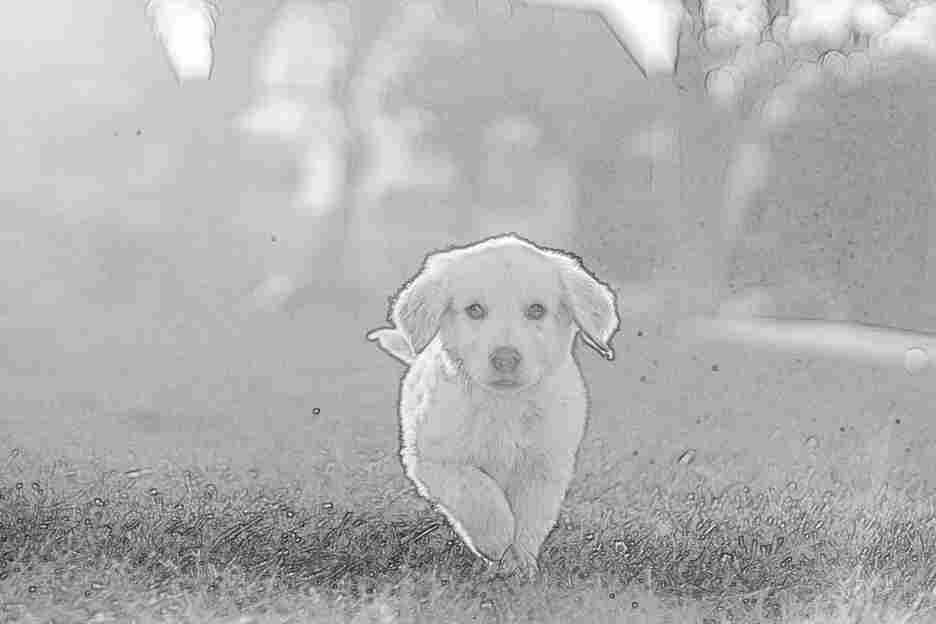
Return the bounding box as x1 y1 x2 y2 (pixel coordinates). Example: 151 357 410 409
368 233 619 579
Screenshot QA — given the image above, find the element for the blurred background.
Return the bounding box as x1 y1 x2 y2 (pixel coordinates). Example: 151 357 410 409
2 0 936 513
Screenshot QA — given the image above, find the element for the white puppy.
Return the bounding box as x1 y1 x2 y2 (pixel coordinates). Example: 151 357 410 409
368 233 619 579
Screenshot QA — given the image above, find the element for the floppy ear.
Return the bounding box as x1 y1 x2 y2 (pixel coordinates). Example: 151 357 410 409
556 254 620 361
390 255 451 355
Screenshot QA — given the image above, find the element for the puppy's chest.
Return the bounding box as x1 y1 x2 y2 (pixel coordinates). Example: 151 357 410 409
470 397 545 446
418 381 554 451
402 344 582 460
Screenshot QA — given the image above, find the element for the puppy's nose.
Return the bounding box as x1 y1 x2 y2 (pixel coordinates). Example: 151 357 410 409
490 346 522 374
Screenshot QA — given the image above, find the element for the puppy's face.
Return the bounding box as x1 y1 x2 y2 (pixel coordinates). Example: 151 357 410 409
389 235 619 394
439 245 575 391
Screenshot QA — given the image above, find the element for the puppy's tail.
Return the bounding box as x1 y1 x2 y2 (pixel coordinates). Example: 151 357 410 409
367 327 416 365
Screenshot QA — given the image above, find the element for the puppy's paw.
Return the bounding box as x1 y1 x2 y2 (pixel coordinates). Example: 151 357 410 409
493 544 539 582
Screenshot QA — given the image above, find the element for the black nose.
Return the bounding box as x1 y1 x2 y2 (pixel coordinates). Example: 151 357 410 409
490 346 522 373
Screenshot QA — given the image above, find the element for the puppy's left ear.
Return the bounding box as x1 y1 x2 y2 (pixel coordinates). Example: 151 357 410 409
557 254 620 361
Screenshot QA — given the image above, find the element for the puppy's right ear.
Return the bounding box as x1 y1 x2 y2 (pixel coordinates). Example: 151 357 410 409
390 256 450 355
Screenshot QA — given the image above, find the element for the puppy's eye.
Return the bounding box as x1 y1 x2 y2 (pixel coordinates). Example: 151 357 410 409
525 303 547 320
465 303 486 320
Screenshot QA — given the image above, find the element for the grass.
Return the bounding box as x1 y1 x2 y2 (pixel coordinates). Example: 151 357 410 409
2 447 936 623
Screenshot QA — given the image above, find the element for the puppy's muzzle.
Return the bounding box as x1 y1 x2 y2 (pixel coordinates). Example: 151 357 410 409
489 346 522 376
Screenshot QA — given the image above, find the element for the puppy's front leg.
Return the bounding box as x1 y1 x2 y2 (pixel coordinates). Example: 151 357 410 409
407 459 515 563
505 456 575 578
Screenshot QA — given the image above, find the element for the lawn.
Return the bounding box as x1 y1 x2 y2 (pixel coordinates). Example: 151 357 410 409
2 446 935 623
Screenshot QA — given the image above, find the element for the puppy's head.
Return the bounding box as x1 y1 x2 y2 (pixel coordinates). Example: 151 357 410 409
390 234 619 393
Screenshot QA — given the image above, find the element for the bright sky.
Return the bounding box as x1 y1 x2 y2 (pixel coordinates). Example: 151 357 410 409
4 0 936 374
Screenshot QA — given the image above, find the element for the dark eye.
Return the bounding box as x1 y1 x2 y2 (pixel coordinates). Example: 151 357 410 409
525 303 546 320
465 303 486 320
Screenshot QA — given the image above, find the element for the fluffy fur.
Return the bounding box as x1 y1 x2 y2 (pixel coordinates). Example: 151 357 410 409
368 233 619 579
